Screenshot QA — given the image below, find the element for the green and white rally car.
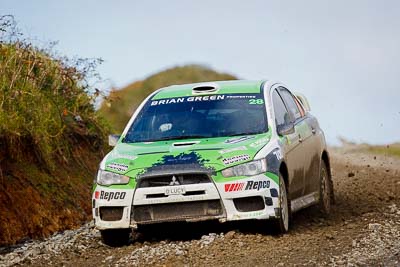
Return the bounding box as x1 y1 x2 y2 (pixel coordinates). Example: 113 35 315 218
92 80 334 245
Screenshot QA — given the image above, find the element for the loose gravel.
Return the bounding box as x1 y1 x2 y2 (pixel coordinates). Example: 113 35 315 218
0 147 399 266
330 204 400 266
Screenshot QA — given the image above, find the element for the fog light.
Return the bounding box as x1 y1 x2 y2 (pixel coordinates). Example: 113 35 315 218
265 197 273 206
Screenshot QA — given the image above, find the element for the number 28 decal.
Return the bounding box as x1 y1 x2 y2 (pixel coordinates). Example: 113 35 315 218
249 99 264 105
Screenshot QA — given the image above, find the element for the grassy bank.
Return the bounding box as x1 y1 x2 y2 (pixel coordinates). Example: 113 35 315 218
0 16 109 245
364 143 400 158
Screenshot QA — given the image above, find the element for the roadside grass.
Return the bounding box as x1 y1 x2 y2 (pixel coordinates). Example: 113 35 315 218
0 15 110 245
0 15 109 169
365 143 400 158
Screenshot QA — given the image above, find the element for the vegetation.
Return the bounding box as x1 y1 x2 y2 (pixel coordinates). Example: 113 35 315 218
338 137 400 158
0 15 109 245
0 15 109 169
365 143 400 158
99 64 237 132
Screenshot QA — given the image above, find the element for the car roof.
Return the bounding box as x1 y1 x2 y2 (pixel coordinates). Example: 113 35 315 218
151 80 266 100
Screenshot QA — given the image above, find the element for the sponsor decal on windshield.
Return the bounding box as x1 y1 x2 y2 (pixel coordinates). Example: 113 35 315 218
226 95 257 99
248 99 264 104
106 162 128 172
150 94 262 106
222 154 250 165
151 95 226 106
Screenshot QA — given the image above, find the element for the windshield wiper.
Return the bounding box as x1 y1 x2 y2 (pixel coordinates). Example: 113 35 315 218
226 131 263 137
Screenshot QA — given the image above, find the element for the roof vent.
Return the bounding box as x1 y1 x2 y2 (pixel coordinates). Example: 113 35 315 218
192 83 219 94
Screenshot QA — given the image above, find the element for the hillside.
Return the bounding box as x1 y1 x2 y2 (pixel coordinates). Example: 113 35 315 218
99 65 237 132
0 16 109 245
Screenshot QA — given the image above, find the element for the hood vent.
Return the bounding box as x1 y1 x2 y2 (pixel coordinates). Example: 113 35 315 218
173 141 199 147
192 83 219 94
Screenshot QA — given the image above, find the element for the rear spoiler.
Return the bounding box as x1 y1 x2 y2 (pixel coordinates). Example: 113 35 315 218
294 93 311 112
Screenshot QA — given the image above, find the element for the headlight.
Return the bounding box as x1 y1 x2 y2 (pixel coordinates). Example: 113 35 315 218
221 159 267 177
97 170 130 186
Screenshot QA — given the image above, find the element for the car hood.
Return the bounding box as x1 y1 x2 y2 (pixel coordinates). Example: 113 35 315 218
103 132 271 177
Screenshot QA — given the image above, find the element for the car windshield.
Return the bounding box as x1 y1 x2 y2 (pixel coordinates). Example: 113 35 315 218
123 93 268 143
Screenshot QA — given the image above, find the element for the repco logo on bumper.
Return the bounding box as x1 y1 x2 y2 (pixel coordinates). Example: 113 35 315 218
224 180 270 192
95 191 126 201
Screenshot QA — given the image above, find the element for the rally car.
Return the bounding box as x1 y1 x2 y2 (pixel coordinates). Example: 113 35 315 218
92 80 334 245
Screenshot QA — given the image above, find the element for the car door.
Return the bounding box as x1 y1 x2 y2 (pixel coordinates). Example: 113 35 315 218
278 87 318 197
301 113 323 195
272 88 304 200
292 95 320 195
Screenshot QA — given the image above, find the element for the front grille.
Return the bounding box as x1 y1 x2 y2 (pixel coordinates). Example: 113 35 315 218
137 173 211 188
100 207 124 221
233 196 265 212
132 200 223 224
145 190 206 199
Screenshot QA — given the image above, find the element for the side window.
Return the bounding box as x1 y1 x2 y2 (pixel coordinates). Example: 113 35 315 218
294 97 305 117
279 87 302 121
272 90 291 127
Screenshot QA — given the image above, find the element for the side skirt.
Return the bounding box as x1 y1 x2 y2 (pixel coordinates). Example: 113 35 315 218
290 191 319 213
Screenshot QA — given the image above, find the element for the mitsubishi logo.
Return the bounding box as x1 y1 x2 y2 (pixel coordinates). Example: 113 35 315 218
169 175 180 186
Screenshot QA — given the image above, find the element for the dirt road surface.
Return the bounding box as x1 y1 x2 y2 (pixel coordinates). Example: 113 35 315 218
1 147 399 266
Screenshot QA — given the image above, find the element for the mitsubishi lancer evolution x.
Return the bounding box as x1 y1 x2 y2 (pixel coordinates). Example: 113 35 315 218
92 80 334 245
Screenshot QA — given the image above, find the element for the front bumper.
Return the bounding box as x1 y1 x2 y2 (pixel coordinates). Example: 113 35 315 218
92 173 280 230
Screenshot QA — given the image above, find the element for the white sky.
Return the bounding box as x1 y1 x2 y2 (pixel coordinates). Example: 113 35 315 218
3 0 400 144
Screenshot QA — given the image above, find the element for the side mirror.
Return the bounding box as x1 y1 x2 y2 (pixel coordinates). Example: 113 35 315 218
108 134 121 147
277 123 295 136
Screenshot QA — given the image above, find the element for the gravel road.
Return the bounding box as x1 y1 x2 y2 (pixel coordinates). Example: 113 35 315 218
1 147 399 266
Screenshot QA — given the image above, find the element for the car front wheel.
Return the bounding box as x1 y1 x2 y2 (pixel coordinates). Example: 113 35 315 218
319 161 333 215
274 174 290 233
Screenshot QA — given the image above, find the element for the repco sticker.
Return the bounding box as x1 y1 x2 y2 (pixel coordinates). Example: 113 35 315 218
224 180 270 192
222 154 250 165
95 191 126 201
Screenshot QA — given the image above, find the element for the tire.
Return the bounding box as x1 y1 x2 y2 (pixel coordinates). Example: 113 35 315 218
100 229 130 247
318 161 333 216
273 174 290 233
